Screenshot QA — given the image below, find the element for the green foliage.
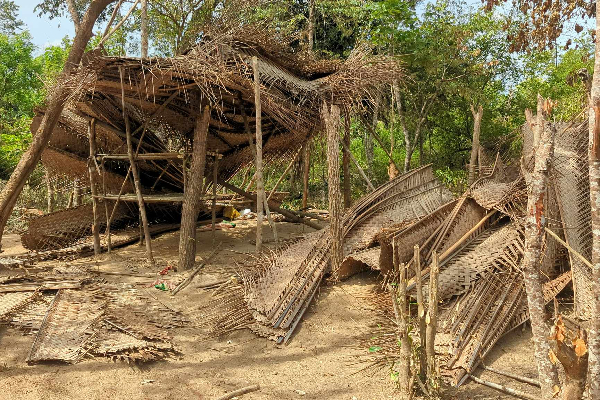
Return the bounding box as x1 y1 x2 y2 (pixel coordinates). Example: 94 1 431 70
0 0 23 34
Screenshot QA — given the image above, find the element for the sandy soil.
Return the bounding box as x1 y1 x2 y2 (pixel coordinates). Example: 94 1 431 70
0 220 539 400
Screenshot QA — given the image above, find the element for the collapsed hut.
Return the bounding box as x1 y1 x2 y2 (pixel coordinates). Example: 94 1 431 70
24 28 401 269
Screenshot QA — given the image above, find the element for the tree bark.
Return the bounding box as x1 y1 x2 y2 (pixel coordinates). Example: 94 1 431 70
73 178 82 207
140 0 148 58
415 244 427 379
302 143 310 210
522 95 559 400
343 111 352 208
365 93 380 176
323 101 343 277
253 56 264 254
587 1 600 394
468 104 483 185
308 0 315 51
426 251 440 392
178 105 210 270
66 0 81 33
391 245 411 399
0 0 116 252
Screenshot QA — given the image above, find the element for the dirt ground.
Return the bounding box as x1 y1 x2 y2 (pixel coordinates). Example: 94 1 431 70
0 220 540 399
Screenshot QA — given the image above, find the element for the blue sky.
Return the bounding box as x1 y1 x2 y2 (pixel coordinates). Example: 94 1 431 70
17 0 74 51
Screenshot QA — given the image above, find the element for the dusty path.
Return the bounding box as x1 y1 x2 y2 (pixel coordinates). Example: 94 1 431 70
0 221 538 399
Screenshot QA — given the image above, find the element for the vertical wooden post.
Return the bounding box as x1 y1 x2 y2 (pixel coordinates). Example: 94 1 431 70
73 178 81 207
119 66 155 267
45 169 54 213
323 101 343 276
253 56 264 253
178 104 210 270
426 250 440 392
343 111 351 208
101 158 111 253
140 0 148 58
212 155 218 245
87 119 101 255
414 244 427 378
302 143 311 210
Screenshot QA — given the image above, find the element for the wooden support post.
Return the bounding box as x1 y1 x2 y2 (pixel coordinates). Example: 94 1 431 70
339 134 375 192
391 242 412 399
253 56 265 253
343 111 351 208
302 143 310 210
414 244 427 379
212 156 218 245
426 250 440 391
178 104 210 270
87 119 101 255
45 169 54 213
323 101 343 276
101 158 111 252
120 66 155 268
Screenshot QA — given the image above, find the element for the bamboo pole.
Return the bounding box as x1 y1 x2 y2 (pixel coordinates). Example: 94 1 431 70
87 119 101 255
339 135 375 191
469 375 540 400
302 143 310 210
101 158 111 252
426 250 440 391
253 56 264 253
119 66 155 267
414 244 427 378
482 365 541 388
267 147 303 202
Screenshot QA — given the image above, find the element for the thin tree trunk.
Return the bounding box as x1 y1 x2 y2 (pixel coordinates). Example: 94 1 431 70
45 169 54 213
87 119 101 255
587 1 600 394
140 0 148 58
391 244 411 399
120 66 154 267
323 101 343 277
366 93 380 176
178 104 210 270
468 104 483 185
66 0 81 32
253 56 264 254
211 156 218 245
0 0 116 252
343 111 351 208
308 0 315 51
522 95 559 399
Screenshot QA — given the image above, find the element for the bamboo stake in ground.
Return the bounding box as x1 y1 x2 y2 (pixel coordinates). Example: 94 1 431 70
120 66 154 268
253 56 265 253
212 156 218 245
426 250 440 392
323 101 343 276
87 118 101 255
521 95 559 399
178 104 210 270
414 244 427 379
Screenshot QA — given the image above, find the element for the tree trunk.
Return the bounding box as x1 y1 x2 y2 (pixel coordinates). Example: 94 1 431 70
468 104 483 185
522 95 559 400
0 0 116 252
140 0 148 58
414 244 427 379
323 102 343 277
587 1 600 394
87 119 101 255
253 56 264 253
178 105 210 270
404 141 414 173
66 0 81 32
73 178 81 207
365 93 379 176
308 0 315 51
391 245 411 399
426 251 440 392
343 112 351 208
553 338 588 400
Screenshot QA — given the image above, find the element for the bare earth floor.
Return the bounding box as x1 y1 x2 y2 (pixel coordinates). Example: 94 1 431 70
0 221 539 399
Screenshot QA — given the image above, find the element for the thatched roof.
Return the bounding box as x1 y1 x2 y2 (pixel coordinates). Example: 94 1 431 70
37 27 402 192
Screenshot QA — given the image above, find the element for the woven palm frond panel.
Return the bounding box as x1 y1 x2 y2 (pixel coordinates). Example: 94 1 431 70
0 291 40 322
551 121 593 319
27 288 106 363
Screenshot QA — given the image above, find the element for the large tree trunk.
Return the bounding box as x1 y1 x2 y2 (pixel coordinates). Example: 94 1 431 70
468 104 483 185
178 105 210 270
522 95 559 400
587 1 600 394
323 102 343 277
0 0 116 252
140 0 148 58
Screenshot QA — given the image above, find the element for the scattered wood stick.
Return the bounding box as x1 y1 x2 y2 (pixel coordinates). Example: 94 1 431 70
482 365 541 388
172 243 222 295
544 227 593 269
469 375 540 400
214 384 260 400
